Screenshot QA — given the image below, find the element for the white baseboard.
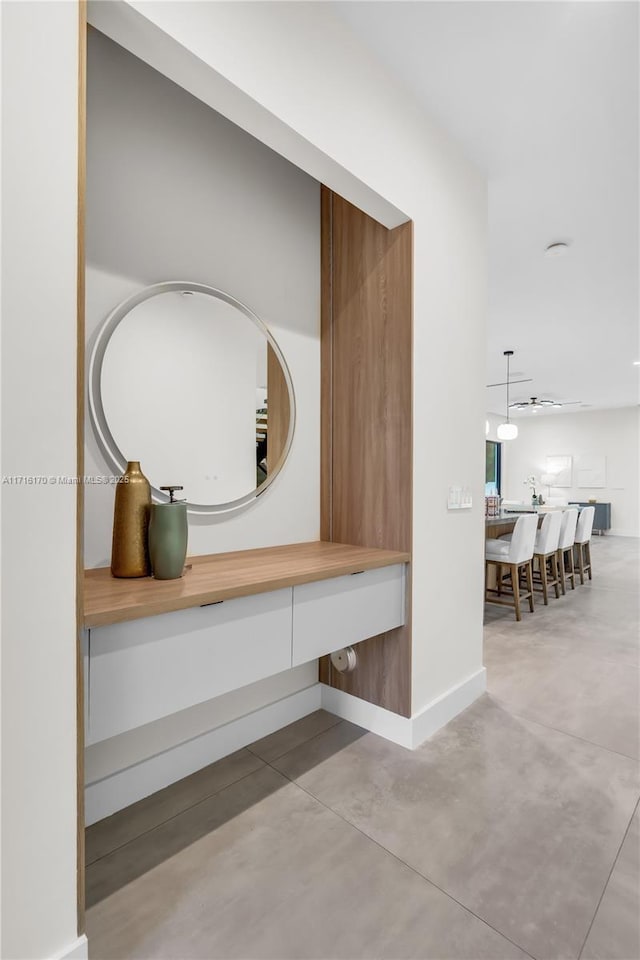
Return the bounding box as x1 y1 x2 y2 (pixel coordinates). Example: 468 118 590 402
320 685 415 747
408 667 487 748
50 935 88 960
320 667 486 750
85 684 322 824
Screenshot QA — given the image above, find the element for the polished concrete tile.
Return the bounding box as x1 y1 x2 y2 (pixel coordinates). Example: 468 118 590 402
248 708 343 763
87 765 530 960
485 644 639 759
86 748 264 865
584 536 639 591
273 697 640 960
487 616 639 669
582 806 640 960
86 764 283 908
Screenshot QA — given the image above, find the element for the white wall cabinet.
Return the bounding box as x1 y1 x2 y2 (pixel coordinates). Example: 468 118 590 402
87 564 406 745
292 565 405 666
87 589 293 744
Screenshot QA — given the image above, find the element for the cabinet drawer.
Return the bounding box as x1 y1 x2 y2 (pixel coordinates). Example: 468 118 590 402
88 588 292 744
292 564 405 666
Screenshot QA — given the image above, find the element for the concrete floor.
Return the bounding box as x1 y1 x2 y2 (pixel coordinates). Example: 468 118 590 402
86 535 640 959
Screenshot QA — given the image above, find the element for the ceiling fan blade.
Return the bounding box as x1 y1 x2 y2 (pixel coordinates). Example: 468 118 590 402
509 399 583 409
485 377 533 388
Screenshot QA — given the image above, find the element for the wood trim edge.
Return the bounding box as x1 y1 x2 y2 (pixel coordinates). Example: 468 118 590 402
319 186 333 686
320 185 333 542
76 0 87 935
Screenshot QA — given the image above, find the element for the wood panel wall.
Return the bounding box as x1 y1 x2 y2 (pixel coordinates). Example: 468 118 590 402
320 187 413 717
266 344 290 473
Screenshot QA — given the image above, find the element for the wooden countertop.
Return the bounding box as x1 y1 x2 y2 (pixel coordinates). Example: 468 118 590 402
84 540 411 628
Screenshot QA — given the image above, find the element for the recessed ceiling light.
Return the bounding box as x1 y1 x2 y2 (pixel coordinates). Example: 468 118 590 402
545 242 569 257
634 360 640 366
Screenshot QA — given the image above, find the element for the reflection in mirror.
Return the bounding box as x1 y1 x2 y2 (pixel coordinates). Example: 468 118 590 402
90 283 294 514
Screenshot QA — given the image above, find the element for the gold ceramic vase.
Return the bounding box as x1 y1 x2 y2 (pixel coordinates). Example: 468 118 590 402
111 461 151 578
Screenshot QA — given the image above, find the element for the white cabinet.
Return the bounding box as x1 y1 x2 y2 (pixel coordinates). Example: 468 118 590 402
86 563 407 744
88 588 293 744
292 564 405 666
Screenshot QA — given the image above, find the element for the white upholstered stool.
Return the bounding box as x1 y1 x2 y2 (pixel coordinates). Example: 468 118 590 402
532 511 562 604
574 506 595 584
485 514 538 621
557 508 578 594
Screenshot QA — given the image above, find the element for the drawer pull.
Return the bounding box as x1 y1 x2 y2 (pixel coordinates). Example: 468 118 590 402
200 600 224 607
350 570 365 576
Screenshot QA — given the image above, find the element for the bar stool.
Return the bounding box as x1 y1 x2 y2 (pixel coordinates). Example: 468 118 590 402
502 512 563 603
556 508 578 594
574 506 595 584
485 514 538 621
531 511 562 604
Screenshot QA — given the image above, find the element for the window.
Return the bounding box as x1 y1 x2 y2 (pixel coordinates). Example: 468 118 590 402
485 440 501 495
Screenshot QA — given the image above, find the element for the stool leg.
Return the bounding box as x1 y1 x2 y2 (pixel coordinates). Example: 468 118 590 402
551 552 560 599
497 563 502 595
567 547 575 590
586 542 592 580
539 554 549 605
558 549 566 596
511 563 522 621
577 544 585 585
526 561 535 612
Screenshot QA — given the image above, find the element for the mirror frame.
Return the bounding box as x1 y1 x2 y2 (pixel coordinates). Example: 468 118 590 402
88 280 296 515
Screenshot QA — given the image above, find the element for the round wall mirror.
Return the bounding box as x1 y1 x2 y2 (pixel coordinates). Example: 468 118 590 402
89 281 295 514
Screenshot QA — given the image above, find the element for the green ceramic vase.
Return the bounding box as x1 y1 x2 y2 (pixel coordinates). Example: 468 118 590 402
148 489 188 580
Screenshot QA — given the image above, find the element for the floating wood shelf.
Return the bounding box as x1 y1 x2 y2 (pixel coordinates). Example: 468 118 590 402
84 540 410 628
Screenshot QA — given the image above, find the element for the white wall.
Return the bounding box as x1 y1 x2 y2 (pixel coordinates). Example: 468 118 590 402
502 406 640 537
85 29 320 783
0 3 80 958
85 27 320 563
92 0 487 723
2 4 486 947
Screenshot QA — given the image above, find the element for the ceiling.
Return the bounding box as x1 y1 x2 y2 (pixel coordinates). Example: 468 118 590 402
334 1 639 417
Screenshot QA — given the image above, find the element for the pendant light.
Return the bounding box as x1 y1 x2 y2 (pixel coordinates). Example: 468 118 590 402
497 350 518 440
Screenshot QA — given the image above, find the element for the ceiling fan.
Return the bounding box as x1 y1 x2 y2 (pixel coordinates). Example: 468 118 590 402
509 396 582 411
